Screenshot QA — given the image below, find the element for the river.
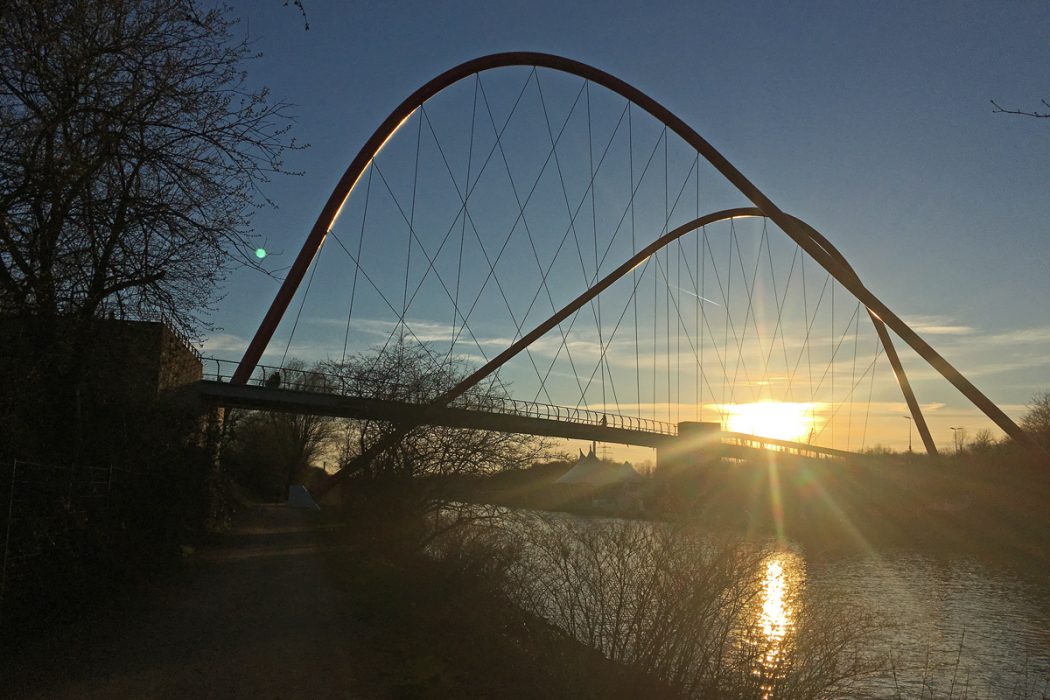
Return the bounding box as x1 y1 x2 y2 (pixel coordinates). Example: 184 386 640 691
800 549 1050 697
485 508 1050 698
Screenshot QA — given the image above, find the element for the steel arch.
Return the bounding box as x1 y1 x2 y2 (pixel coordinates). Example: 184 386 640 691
428 208 936 456
318 207 923 492
234 52 1037 454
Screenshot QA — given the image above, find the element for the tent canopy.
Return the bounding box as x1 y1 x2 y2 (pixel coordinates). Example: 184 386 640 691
554 445 643 486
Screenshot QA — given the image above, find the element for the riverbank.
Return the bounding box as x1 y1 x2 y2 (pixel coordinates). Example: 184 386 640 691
2 503 674 699
458 454 1050 573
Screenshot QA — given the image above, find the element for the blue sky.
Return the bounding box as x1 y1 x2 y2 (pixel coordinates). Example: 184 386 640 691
209 1 1049 453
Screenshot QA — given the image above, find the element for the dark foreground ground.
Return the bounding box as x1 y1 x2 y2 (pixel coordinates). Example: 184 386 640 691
2 504 667 699
3 506 370 698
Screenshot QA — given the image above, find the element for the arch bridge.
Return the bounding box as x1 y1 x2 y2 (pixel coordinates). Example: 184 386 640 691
200 52 1040 487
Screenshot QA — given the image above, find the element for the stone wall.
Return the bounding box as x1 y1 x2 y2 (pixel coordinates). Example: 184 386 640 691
0 315 202 403
157 323 203 393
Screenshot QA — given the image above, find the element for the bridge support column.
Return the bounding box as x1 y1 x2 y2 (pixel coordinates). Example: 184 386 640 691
656 421 723 509
204 406 226 470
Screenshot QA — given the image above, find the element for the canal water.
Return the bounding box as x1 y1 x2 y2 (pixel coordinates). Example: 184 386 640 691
490 509 1050 698
800 549 1050 697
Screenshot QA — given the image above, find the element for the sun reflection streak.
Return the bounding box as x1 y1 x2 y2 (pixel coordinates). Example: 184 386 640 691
754 555 799 698
760 559 791 646
767 461 786 543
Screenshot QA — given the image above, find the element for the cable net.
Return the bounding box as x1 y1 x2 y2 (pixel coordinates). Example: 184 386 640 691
267 66 910 452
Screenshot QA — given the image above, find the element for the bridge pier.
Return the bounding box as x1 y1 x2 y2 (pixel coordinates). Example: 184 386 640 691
656 421 723 508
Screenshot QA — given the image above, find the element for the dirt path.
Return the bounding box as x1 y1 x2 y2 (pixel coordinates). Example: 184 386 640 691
4 505 376 699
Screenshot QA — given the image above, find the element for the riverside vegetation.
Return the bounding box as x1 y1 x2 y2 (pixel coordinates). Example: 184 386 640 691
227 355 1050 698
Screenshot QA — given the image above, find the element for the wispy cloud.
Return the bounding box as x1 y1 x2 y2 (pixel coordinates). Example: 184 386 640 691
973 326 1050 346
199 332 247 356
901 314 974 336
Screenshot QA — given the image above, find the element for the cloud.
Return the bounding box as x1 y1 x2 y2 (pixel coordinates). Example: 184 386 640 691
974 326 1050 346
900 315 974 336
964 356 1050 378
199 332 247 355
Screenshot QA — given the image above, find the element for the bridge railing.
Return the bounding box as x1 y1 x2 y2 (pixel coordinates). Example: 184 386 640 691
448 392 677 436
721 431 854 461
201 357 678 437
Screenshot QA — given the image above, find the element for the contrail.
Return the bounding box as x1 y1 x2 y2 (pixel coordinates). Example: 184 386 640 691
677 287 722 306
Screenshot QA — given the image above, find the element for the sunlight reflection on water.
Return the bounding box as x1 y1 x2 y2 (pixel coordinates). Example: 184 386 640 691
478 507 1050 697
754 552 805 698
760 559 791 662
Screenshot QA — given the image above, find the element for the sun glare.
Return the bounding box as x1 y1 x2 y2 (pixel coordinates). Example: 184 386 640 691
760 559 791 643
721 401 821 442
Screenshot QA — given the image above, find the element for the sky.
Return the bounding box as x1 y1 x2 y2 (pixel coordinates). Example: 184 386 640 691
208 0 1050 455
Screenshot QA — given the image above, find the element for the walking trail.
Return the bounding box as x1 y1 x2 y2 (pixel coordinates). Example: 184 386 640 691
4 505 378 699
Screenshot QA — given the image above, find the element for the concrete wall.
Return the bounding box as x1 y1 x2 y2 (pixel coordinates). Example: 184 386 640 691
0 316 202 401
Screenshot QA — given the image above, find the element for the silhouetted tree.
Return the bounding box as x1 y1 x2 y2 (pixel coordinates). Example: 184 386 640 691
224 360 337 498
325 339 550 546
967 428 996 455
0 0 299 335
1020 391 1050 448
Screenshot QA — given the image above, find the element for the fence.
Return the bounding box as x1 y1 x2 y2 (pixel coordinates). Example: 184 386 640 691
0 458 124 624
202 357 679 437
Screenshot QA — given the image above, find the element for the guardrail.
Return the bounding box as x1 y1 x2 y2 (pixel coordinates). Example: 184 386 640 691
201 357 678 437
721 431 853 461
155 313 203 363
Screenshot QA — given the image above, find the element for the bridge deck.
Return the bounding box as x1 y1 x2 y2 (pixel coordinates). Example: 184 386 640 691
196 380 856 462
198 380 672 448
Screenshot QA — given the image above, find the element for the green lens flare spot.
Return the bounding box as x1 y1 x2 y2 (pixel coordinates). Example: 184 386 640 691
255 248 267 259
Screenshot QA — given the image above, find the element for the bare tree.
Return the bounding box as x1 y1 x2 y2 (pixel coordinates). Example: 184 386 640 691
1020 391 1050 448
0 0 299 335
326 340 550 546
223 360 337 498
967 428 996 454
498 515 878 698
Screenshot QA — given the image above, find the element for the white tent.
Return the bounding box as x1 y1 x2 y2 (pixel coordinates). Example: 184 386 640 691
555 445 643 487
287 484 320 510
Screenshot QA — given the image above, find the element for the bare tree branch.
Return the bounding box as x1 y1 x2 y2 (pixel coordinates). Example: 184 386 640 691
0 0 304 338
283 0 310 31
990 98 1050 118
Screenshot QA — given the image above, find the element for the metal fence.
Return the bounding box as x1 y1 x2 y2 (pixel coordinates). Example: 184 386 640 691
202 357 679 437
0 458 123 622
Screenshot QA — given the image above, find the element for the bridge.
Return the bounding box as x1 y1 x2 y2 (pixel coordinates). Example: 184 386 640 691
198 359 861 464
207 52 1041 487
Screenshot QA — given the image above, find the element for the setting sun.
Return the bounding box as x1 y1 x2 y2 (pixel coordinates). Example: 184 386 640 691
719 401 822 442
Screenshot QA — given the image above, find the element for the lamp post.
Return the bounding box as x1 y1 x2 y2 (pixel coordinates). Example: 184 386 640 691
902 415 913 453
950 426 964 454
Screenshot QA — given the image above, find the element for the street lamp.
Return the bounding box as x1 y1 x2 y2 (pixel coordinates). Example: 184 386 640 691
950 426 964 454
902 415 913 453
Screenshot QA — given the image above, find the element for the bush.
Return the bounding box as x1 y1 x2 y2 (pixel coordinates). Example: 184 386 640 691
489 514 879 698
